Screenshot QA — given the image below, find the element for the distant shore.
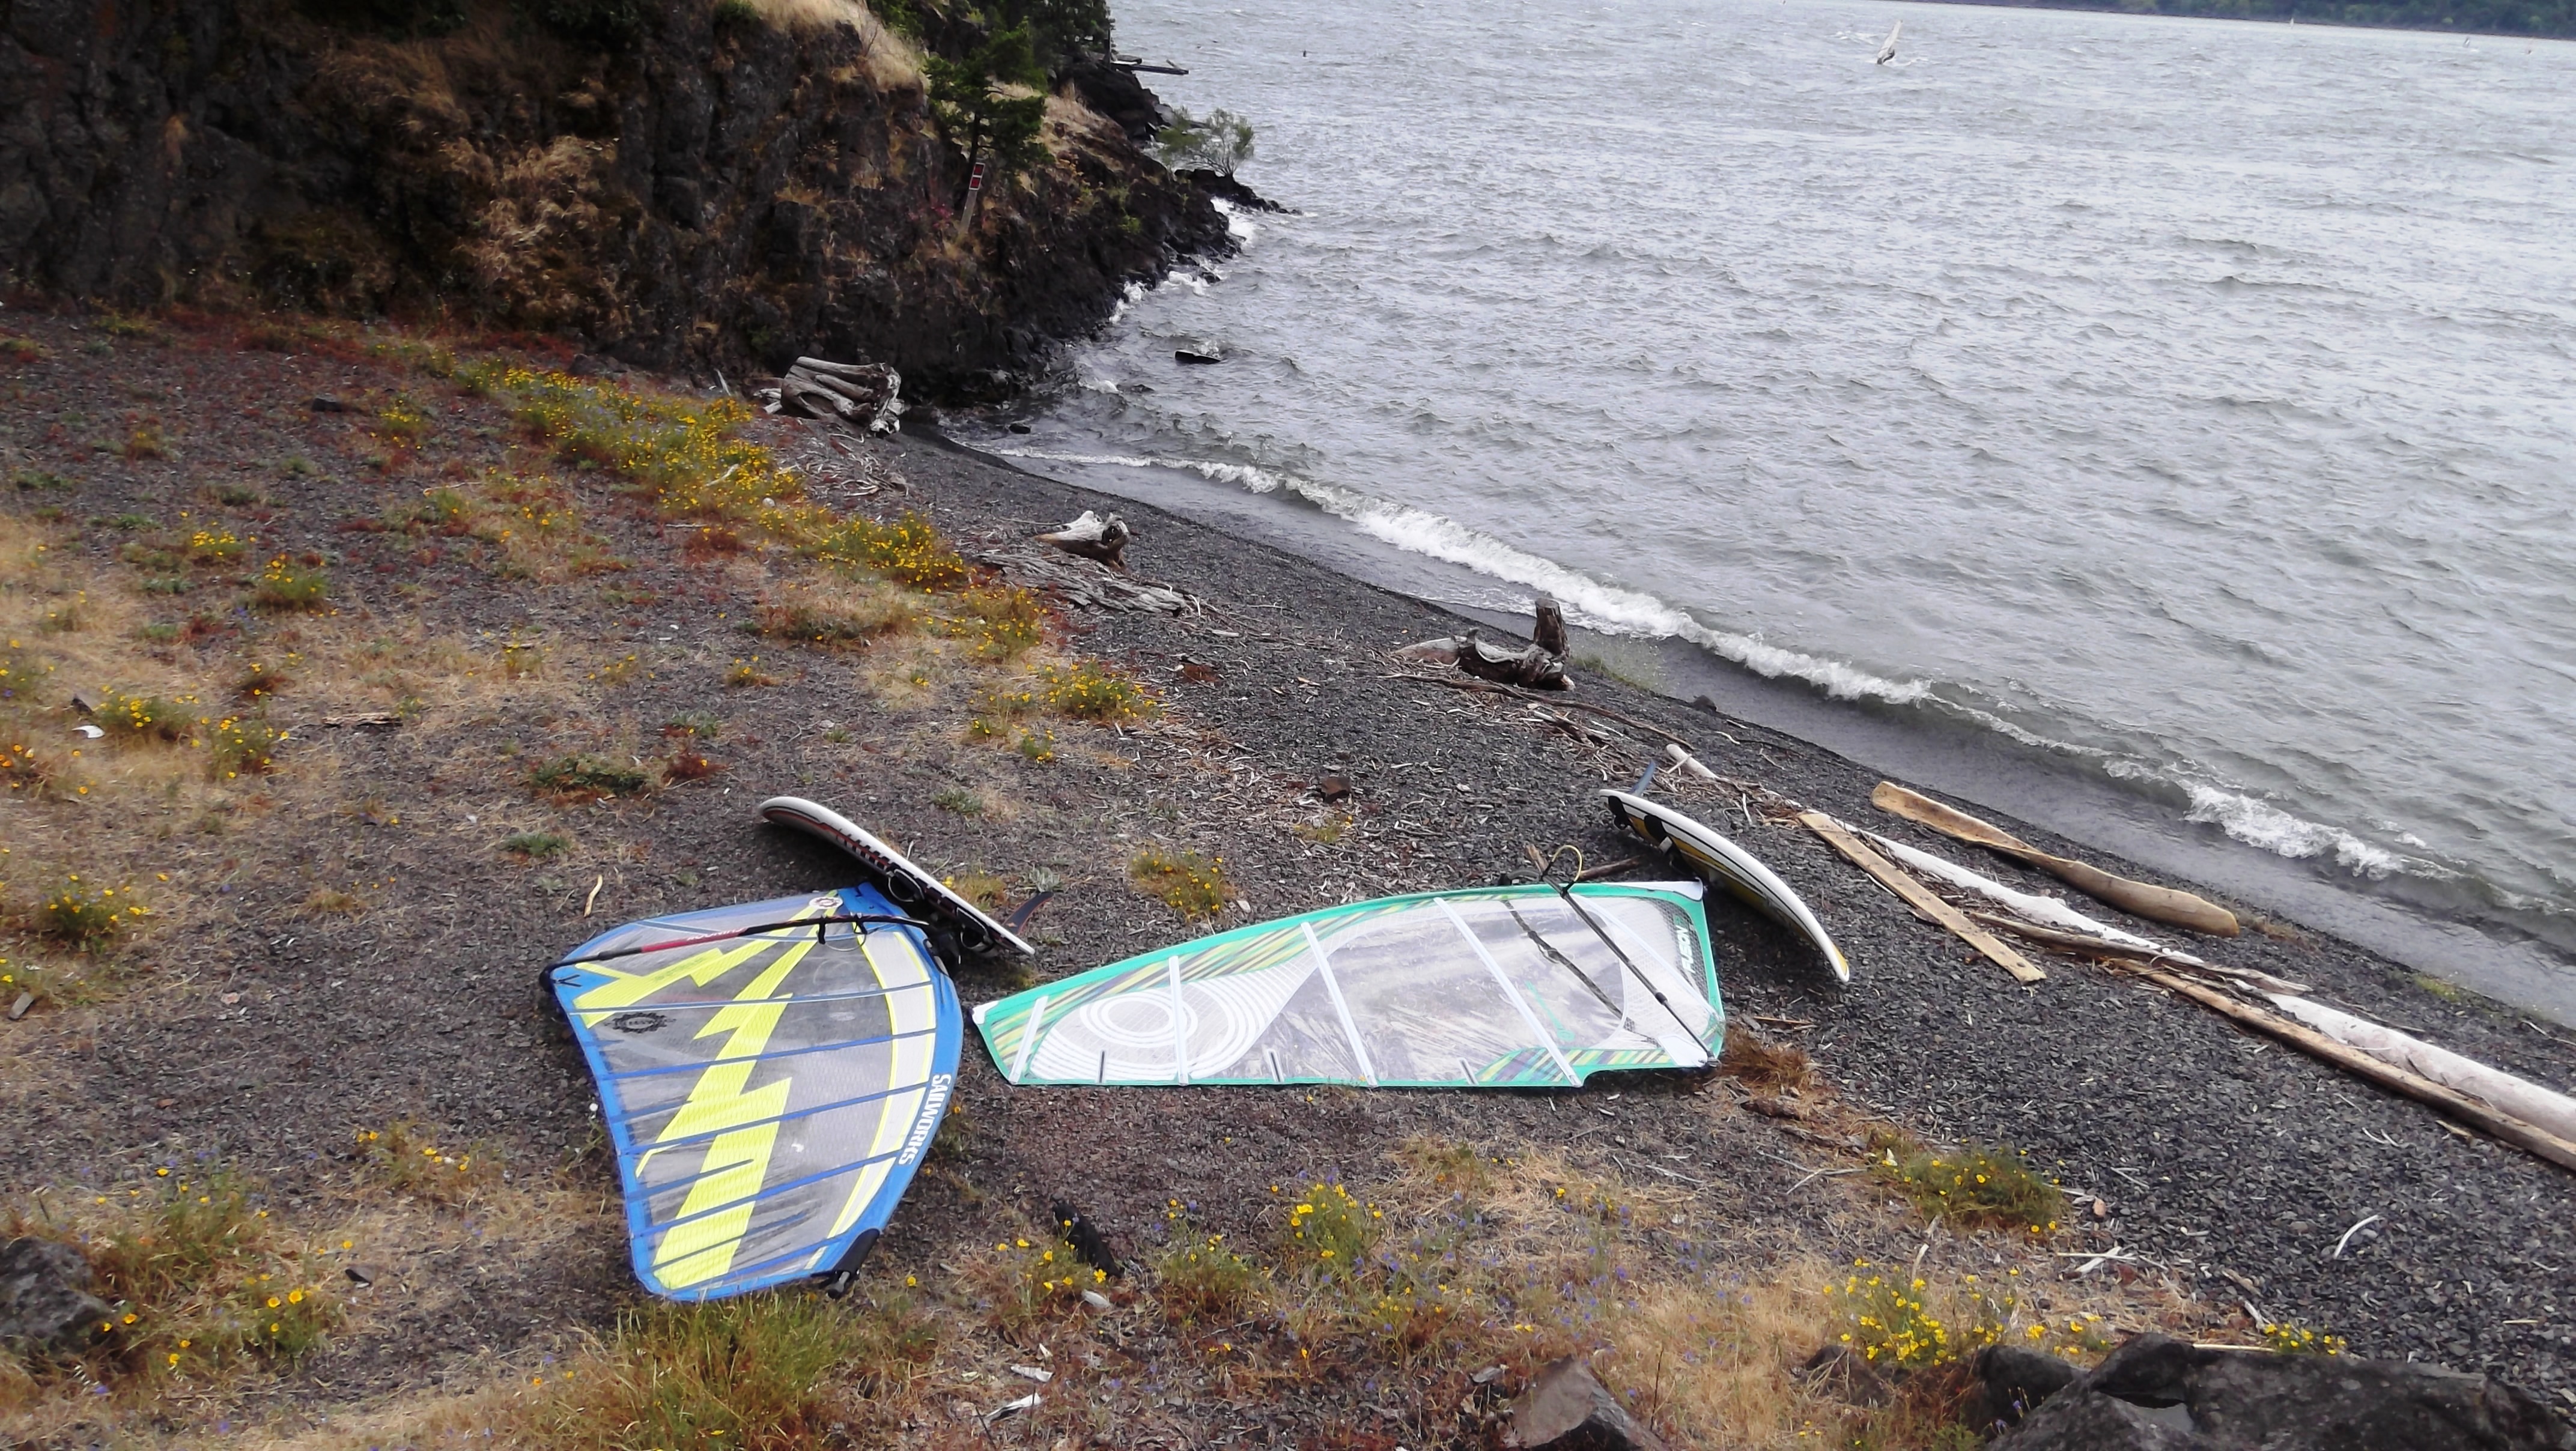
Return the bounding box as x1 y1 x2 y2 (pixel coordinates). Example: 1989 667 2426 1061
1913 0 2575 41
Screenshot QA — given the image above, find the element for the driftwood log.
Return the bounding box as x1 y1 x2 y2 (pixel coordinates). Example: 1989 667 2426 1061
1532 592 1568 656
2134 965 2576 1175
1456 629 1569 690
1397 593 1572 691
1035 510 1131 571
964 541 1201 615
1799 811 2046 983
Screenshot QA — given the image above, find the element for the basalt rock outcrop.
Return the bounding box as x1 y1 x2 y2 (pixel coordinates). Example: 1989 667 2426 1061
0 0 1232 393
0 1237 111 1353
1978 1334 2573 1451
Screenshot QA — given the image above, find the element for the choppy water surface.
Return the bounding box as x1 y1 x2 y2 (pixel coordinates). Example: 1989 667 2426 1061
972 0 2576 1007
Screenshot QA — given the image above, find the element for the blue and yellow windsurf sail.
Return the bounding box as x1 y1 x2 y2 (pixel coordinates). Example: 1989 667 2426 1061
973 882 1722 1089
547 885 960 1300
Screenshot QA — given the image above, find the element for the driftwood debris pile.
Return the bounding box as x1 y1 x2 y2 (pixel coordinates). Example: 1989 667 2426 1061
760 356 905 434
1791 785 2576 1177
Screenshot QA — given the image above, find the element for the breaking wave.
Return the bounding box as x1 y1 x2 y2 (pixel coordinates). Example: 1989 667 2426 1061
2182 784 2418 880
986 447 1934 705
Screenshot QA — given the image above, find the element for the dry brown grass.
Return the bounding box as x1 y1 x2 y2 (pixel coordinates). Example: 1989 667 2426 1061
754 574 914 647
1721 1022 1814 1093
0 507 636 1017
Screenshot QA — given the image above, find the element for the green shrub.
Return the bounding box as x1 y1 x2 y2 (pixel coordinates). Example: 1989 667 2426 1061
1283 1179 1380 1278
1154 1205 1269 1327
208 715 285 777
80 1168 339 1377
660 710 723 740
251 557 330 612
1129 847 1227 918
1038 661 1152 721
1829 1261 2013 1371
528 754 652 802
805 510 969 592
96 689 196 742
1155 106 1257 176
186 530 243 565
532 1294 919 1449
38 876 144 950
502 830 571 859
2261 1318 2347 1356
953 585 1046 659
1871 1138 2064 1234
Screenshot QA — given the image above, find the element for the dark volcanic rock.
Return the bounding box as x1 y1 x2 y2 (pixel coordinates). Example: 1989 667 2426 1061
1991 1334 2574 1451
0 0 1229 393
0 1237 111 1352
1063 55 1166 142
1504 1356 1672 1451
1180 167 1287 213
1995 1388 2207 1450
1973 1343 2083 1427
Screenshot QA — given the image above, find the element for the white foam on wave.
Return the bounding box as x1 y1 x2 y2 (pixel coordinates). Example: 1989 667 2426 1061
1105 280 1149 326
1211 197 1260 245
987 447 1934 706
2183 784 2413 879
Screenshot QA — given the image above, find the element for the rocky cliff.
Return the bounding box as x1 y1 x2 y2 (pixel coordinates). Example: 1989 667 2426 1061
0 0 1230 392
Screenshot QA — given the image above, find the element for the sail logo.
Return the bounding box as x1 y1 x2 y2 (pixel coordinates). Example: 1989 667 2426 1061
898 1073 955 1166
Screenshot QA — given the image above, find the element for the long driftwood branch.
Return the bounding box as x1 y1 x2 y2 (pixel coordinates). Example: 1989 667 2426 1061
1967 912 2310 996
1798 811 2045 984
2133 965 2576 1176
1873 781 2239 936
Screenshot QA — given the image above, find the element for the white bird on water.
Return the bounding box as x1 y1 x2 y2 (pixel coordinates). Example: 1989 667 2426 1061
1875 19 1901 64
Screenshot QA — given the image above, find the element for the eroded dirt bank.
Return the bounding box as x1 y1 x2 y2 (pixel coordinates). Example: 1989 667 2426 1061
0 0 1227 389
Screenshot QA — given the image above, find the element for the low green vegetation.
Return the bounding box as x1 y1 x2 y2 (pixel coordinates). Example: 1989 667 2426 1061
4 1168 341 1390
502 830 571 859
1130 847 1229 919
1871 1136 2065 1234
527 754 651 802
526 1293 931 1449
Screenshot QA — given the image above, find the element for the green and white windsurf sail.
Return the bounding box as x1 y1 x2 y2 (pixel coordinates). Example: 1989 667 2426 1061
972 883 1723 1089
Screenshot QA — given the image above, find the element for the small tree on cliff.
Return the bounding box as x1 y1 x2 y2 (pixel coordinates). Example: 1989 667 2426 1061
926 25 1051 207
1155 108 1256 177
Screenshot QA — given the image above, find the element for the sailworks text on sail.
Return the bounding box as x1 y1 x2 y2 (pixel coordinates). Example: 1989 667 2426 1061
971 883 1721 1089
546 885 961 1301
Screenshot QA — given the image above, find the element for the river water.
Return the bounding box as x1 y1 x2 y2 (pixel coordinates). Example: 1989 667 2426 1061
966 0 2576 1014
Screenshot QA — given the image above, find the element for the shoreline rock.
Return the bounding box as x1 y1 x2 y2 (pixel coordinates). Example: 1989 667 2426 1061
1982 1333 2573 1449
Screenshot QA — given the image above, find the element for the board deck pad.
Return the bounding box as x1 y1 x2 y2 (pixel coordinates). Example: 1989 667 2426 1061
973 883 1723 1088
547 885 961 1300
1602 790 1850 981
761 795 1034 959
